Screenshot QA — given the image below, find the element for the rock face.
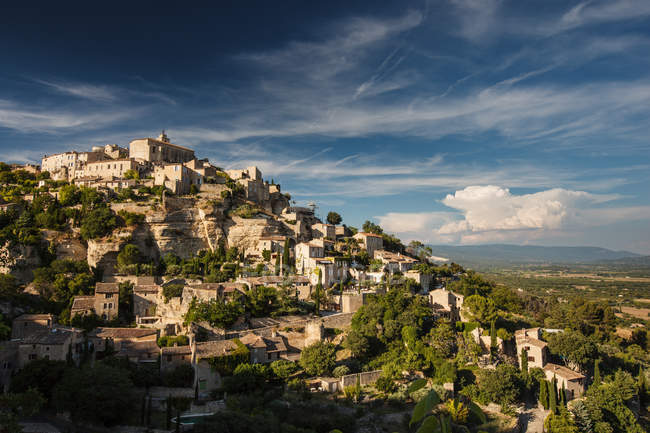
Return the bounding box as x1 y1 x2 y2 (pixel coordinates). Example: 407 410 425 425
87 195 294 275
0 242 43 283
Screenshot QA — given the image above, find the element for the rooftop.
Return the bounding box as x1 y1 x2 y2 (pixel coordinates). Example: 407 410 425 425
71 296 95 311
195 340 238 358
95 282 119 293
543 363 585 381
89 327 158 339
13 314 55 321
23 328 77 345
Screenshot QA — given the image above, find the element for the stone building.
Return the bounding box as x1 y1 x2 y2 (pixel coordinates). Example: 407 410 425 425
154 163 202 195
74 158 140 180
515 328 548 369
403 270 433 292
129 132 195 163
341 289 379 313
11 314 55 340
374 250 419 273
184 158 218 178
88 327 159 363
0 341 19 393
311 223 336 240
41 150 105 180
17 327 83 368
544 363 586 400
429 288 464 322
226 166 271 204
353 232 383 256
239 332 288 363
70 282 119 320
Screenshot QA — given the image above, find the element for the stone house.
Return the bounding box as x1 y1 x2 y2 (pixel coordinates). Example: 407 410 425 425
74 158 140 180
41 150 106 180
73 177 138 190
544 363 586 401
18 327 83 368
295 242 325 275
184 158 218 178
11 314 55 340
429 288 464 322
311 223 336 240
374 250 419 273
238 275 311 294
133 283 161 325
129 132 195 164
470 327 504 353
404 269 434 292
515 328 548 369
71 283 119 320
226 166 272 204
239 332 288 363
154 163 202 195
88 327 159 363
255 235 288 258
353 232 383 256
340 289 380 313
335 225 353 239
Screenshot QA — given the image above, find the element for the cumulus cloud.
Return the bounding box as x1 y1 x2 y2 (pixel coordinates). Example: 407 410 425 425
438 186 617 234
372 185 650 245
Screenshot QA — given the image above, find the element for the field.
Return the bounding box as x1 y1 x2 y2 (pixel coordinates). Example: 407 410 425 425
483 264 650 307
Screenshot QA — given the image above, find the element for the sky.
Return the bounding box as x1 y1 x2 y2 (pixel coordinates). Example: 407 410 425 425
1 0 650 253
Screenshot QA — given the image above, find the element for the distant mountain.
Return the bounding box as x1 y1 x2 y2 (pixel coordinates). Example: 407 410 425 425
427 244 641 267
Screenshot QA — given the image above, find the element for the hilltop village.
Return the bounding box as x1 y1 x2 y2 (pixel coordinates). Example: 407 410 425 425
0 134 646 433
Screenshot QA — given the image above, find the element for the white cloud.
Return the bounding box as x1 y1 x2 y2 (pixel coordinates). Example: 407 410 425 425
372 185 649 245
35 79 117 102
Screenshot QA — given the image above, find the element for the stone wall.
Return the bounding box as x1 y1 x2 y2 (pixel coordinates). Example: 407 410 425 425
321 313 355 330
340 370 382 388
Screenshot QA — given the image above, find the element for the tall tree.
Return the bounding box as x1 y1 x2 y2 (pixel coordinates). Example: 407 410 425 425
326 211 342 225
274 252 280 276
549 376 557 414
593 359 601 388
490 320 497 359
282 238 290 272
521 348 529 378
539 379 549 410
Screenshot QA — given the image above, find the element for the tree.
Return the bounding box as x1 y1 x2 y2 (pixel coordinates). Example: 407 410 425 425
123 169 139 180
544 408 579 433
490 320 497 359
362 220 383 235
462 295 497 326
53 364 136 426
59 184 80 207
549 376 557 414
117 244 141 271
270 359 298 380
344 329 370 359
326 211 342 225
547 330 598 372
521 348 529 378
282 238 290 272
428 322 456 358
299 341 336 376
80 205 117 240
0 389 45 433
10 359 68 405
539 379 549 410
593 359 601 388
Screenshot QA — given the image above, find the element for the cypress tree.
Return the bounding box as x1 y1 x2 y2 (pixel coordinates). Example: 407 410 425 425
521 348 529 377
314 268 322 315
593 358 601 387
274 252 280 276
282 238 290 272
490 320 497 360
549 376 557 414
639 366 647 404
539 379 549 409
560 382 567 407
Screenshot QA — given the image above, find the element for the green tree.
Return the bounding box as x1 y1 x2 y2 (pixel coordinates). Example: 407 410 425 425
521 348 529 379
462 295 497 326
326 211 342 225
344 329 370 359
549 376 557 414
117 244 141 272
539 379 549 410
123 169 139 180
282 238 290 272
547 330 598 372
53 364 136 426
10 360 68 405
59 184 80 206
362 220 383 235
299 341 336 376
0 389 45 433
544 408 579 433
80 205 117 240
270 359 298 380
428 322 456 358
593 358 601 388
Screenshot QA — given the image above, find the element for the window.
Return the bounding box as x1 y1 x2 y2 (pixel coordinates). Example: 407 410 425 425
167 355 172 362
29 354 37 360
46 346 49 351
106 293 113 299
103 303 107 309
528 356 535 362
108 303 113 309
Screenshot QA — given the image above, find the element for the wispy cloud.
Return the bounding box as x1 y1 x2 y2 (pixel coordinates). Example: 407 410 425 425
35 79 117 102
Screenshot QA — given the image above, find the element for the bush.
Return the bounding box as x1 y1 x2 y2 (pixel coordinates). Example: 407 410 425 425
332 365 350 378
157 335 189 347
270 359 298 380
375 376 398 394
163 364 194 388
162 284 184 302
300 341 336 376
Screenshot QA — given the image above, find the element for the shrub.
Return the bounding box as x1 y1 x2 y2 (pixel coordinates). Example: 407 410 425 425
332 365 350 378
162 284 184 302
157 335 189 347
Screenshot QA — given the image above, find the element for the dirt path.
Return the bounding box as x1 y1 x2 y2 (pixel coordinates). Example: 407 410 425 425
519 404 548 433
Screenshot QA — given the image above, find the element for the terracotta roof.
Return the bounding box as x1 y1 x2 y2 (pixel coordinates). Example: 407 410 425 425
134 284 161 293
23 328 77 345
195 340 238 358
518 337 548 349
95 282 119 293
354 232 383 238
162 345 192 355
13 314 55 321
71 296 95 311
89 327 157 339
544 363 585 381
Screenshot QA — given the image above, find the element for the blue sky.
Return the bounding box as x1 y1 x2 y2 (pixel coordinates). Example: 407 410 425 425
1 1 650 253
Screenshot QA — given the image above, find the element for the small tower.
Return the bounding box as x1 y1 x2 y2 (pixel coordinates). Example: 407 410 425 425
158 130 170 143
